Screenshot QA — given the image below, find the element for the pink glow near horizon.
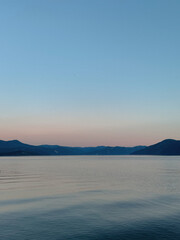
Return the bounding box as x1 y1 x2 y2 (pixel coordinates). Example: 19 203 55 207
0 114 179 147
0 127 179 147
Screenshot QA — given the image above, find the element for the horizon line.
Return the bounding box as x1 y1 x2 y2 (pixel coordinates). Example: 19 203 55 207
0 138 178 148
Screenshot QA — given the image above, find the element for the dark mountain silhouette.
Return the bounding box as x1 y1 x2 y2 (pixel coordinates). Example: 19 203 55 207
40 145 145 155
82 146 145 155
0 140 145 156
1 139 180 156
0 140 53 156
132 139 180 155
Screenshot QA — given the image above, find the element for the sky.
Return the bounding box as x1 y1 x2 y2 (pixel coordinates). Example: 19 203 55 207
0 0 180 146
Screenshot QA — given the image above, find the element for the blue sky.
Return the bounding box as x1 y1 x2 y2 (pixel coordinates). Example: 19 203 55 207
0 0 180 146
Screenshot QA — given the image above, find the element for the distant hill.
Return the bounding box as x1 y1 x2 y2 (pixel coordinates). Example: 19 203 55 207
1 139 180 156
40 145 145 155
132 139 180 155
81 146 146 155
0 140 146 156
0 140 53 156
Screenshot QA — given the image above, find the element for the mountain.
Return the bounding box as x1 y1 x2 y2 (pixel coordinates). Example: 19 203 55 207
2 139 180 156
0 140 53 156
81 146 146 155
0 140 146 156
40 145 145 155
132 139 180 155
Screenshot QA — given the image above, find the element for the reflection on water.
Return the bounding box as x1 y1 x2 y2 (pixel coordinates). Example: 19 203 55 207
0 156 180 239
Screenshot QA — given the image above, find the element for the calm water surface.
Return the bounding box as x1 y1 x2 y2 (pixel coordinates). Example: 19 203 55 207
0 156 180 239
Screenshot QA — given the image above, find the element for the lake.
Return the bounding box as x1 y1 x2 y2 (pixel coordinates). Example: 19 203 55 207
0 155 180 239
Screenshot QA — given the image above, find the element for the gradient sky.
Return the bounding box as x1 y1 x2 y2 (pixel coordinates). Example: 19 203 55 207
0 0 180 146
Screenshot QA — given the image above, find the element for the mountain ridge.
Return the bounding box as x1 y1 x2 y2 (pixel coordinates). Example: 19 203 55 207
0 139 180 156
132 139 180 155
0 139 145 156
